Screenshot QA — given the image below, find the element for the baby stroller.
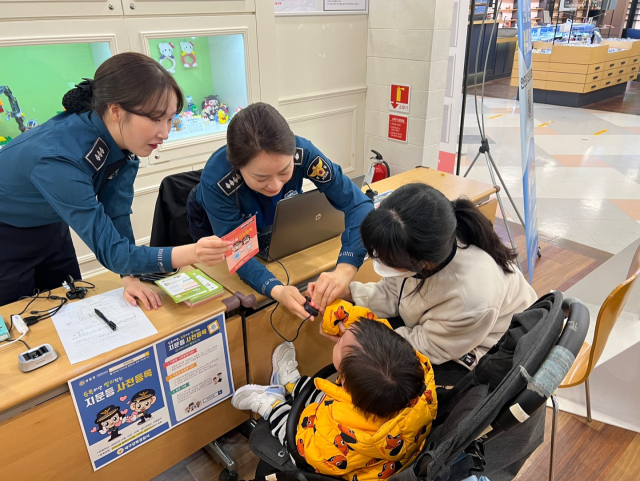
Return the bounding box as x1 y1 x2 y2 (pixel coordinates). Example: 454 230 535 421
246 292 589 481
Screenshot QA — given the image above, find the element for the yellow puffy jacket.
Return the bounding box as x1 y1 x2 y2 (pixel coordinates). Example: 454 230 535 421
296 351 437 481
322 299 392 336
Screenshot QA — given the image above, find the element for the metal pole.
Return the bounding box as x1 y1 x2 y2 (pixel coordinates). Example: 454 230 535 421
456 0 477 176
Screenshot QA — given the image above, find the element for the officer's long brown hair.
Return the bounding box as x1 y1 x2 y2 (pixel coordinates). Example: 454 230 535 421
62 52 184 120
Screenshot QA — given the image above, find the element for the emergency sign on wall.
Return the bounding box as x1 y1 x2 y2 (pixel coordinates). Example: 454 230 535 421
389 83 411 114
388 114 409 143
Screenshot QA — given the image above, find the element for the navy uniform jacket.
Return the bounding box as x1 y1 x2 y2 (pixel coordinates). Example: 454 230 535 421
196 136 374 297
0 111 171 275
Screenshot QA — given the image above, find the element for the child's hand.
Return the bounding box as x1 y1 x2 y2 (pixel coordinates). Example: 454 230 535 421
318 319 346 341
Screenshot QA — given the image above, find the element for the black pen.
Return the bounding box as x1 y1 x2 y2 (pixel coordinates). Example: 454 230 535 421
94 308 117 331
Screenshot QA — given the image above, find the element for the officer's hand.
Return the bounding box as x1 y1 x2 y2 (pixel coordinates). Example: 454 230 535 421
195 236 232 266
122 276 162 310
308 263 358 313
271 285 313 321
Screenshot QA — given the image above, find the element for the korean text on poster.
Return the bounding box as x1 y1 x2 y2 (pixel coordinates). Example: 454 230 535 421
388 114 409 142
222 215 259 275
68 312 233 471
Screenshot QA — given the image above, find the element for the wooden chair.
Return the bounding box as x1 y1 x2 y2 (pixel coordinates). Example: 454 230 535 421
548 247 640 480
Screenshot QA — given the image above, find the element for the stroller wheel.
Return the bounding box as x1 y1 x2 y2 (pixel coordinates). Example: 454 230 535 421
220 469 238 481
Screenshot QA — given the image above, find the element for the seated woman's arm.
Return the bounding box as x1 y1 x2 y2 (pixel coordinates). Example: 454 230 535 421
349 278 400 319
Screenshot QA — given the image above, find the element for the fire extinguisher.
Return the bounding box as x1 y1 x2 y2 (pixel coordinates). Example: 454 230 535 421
370 150 390 183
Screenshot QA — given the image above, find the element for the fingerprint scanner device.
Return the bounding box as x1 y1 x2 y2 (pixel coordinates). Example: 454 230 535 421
18 344 58 372
0 315 9 341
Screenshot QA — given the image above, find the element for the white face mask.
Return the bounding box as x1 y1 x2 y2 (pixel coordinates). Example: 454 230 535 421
373 258 417 278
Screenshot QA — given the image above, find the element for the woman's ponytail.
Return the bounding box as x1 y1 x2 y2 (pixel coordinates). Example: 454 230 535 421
453 197 517 274
62 78 94 114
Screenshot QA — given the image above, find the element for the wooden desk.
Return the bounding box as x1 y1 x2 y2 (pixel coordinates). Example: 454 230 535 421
0 272 248 479
199 167 497 385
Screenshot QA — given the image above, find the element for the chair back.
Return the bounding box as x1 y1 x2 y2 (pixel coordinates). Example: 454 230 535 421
563 267 640 386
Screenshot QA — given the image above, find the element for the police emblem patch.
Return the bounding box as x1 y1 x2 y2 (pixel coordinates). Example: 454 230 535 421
294 147 304 166
217 169 244 196
307 156 332 183
284 190 300 199
84 138 110 171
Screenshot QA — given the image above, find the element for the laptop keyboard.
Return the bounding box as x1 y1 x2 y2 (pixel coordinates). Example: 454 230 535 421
258 231 272 253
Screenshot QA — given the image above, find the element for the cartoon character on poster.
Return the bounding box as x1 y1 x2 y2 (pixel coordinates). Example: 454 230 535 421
92 404 128 442
129 389 158 425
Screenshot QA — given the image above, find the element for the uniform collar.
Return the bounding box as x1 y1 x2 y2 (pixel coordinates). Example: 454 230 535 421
86 110 128 163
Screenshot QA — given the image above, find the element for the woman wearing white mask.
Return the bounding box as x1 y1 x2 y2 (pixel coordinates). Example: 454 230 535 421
344 183 537 384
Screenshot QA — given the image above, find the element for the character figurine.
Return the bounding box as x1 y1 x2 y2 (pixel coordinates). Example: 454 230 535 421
158 42 176 73
220 103 229 114
129 389 157 425
172 114 183 131
93 405 126 441
235 107 243 115
180 41 197 68
201 95 220 122
218 109 229 124
185 95 199 116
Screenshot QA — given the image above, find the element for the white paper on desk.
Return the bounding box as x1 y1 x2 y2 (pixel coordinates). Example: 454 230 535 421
52 288 158 364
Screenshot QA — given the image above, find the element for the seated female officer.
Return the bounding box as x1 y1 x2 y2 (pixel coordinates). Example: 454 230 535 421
0 52 229 308
186 102 374 320
339 183 538 384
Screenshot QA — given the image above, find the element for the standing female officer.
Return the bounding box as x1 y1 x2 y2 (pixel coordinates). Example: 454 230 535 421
0 52 230 308
187 102 374 320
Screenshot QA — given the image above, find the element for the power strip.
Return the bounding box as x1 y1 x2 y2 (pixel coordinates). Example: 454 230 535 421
11 315 29 335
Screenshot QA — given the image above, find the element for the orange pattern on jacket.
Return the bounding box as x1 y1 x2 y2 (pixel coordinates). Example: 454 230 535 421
322 300 392 336
296 352 437 480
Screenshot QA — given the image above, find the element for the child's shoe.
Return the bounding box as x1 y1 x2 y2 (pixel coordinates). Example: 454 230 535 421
232 384 286 419
271 342 301 392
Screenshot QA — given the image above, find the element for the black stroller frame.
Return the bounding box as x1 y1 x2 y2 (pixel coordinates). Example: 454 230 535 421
248 292 590 481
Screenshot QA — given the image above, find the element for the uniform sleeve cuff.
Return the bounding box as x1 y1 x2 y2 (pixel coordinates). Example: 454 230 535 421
262 277 283 298
337 251 362 269
156 247 174 273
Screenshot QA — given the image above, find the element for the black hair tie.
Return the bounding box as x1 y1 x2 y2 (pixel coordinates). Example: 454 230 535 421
76 78 94 95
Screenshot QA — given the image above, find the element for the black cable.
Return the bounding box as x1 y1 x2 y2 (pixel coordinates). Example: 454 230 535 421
266 253 311 343
74 280 96 289
17 339 30 350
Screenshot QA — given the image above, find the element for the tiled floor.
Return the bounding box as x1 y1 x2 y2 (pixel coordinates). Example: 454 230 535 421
462 96 640 254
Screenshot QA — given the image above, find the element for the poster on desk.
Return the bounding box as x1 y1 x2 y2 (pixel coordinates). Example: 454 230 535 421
516 1 540 283
68 312 233 471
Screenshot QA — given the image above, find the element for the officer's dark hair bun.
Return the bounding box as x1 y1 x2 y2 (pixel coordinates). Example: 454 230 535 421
62 79 94 114
227 102 296 169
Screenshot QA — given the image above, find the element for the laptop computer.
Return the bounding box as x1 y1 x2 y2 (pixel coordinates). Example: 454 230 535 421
257 189 345 261
351 174 366 189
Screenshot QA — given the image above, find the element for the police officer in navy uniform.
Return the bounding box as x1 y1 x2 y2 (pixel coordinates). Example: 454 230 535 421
187 103 374 320
0 53 230 307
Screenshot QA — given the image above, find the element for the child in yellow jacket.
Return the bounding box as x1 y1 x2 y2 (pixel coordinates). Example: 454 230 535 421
232 302 438 481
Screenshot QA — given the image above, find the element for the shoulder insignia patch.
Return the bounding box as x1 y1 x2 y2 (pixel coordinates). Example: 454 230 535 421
217 169 244 196
294 147 304 166
307 156 332 183
84 138 110 171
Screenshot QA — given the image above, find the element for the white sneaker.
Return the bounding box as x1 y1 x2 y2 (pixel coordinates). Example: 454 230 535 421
271 342 301 387
232 384 286 419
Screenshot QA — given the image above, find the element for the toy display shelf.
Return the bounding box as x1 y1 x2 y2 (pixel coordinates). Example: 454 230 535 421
167 117 229 143
510 39 640 106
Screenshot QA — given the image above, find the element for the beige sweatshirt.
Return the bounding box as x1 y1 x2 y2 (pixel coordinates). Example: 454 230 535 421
350 244 538 368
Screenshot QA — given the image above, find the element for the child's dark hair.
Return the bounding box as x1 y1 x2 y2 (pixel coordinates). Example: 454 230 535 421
361 183 516 293
226 102 296 169
340 318 425 419
62 52 184 119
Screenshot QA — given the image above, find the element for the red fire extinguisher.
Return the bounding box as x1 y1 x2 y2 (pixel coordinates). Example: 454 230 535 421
370 150 390 183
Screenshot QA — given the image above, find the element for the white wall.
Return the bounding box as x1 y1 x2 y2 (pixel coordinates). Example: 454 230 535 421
274 14 368 177
364 0 453 174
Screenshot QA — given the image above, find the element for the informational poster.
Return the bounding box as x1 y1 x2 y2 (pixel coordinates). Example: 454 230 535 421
389 83 411 114
222 216 259 275
324 0 367 11
517 0 539 283
69 313 233 471
388 114 409 142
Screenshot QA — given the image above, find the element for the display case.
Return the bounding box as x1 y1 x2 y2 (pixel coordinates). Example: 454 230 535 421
127 15 261 164
1 0 123 19
0 18 130 146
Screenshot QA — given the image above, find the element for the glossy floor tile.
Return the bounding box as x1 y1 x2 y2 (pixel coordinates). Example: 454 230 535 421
462 94 640 254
